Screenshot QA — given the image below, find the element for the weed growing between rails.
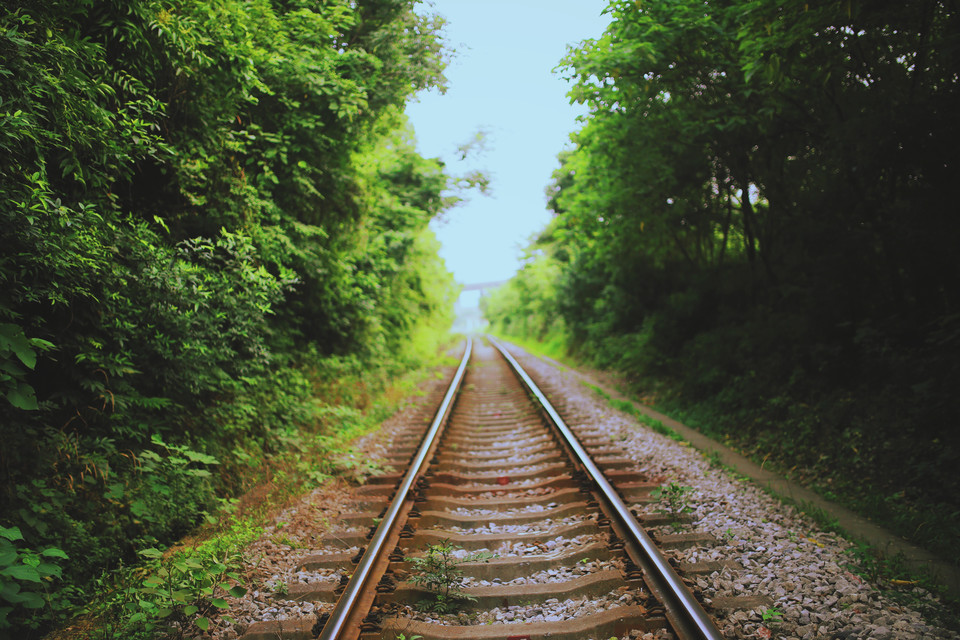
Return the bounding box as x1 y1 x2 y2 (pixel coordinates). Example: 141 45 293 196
652 482 695 520
405 541 496 613
650 481 696 532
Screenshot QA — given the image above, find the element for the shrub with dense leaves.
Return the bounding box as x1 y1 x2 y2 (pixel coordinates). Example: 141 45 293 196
0 0 459 634
487 0 960 566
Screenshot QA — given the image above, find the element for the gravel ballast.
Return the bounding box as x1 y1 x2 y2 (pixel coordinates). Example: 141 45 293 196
504 342 960 640
177 343 960 640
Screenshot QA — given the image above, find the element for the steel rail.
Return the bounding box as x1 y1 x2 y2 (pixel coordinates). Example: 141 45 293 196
489 336 723 640
317 338 473 640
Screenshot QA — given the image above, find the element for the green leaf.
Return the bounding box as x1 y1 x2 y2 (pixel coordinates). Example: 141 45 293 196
183 449 219 465
0 324 36 369
1 564 41 582
0 360 25 378
16 591 45 609
0 581 20 599
104 482 124 500
183 604 199 616
0 549 16 567
0 527 23 542
41 548 68 559
172 589 192 602
138 547 163 559
6 383 38 410
211 598 229 609
15 553 35 569
228 585 247 598
195 616 210 630
36 563 62 579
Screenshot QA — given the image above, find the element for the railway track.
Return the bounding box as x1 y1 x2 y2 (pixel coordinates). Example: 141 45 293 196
242 337 724 640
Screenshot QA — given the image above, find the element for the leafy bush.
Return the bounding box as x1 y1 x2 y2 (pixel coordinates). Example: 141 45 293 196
487 0 960 567
127 545 247 637
0 0 460 635
405 541 495 613
0 527 67 632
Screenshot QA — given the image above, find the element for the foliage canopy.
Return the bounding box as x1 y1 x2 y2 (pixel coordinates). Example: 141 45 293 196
485 0 960 564
0 0 461 634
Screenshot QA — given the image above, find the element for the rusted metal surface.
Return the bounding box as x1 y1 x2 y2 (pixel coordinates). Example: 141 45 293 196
315 337 722 640
316 339 473 640
490 336 722 640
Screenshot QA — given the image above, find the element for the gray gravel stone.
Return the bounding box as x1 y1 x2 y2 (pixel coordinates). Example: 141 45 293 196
505 343 960 640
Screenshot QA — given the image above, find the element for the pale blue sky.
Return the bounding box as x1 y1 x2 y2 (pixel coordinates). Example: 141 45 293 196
406 0 610 289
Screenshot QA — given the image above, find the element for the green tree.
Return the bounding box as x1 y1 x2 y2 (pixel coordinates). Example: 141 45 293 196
491 0 960 565
0 0 458 634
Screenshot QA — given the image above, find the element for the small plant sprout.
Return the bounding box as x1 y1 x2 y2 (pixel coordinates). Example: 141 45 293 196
651 481 695 518
761 606 783 623
271 533 305 549
270 579 289 596
404 540 495 613
704 450 722 467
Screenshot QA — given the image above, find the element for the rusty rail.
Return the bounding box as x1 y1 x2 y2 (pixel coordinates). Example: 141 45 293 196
317 338 473 640
489 336 723 640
